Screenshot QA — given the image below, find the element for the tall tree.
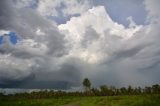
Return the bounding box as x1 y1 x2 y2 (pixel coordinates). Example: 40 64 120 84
83 78 91 91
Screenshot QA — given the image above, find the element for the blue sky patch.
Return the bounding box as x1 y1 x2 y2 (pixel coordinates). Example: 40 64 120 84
9 32 18 44
0 36 3 44
0 32 18 45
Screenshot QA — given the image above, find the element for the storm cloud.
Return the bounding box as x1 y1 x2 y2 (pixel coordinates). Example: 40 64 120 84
0 0 160 89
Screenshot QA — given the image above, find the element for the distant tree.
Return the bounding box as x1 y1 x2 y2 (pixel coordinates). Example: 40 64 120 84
83 78 91 91
109 86 116 95
127 85 133 95
115 89 120 95
91 88 101 96
0 93 3 96
100 85 109 96
133 87 139 95
137 87 142 94
152 84 160 94
120 87 127 95
144 87 152 94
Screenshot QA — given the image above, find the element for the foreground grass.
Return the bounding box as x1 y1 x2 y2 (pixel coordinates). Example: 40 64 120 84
0 94 160 106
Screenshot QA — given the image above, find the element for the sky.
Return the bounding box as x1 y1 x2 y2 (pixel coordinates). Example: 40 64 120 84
0 0 160 89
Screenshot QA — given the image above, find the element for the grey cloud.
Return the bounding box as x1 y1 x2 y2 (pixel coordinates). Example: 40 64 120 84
0 1 19 33
0 0 66 56
13 0 39 9
0 58 84 89
0 73 35 88
81 26 99 47
37 58 84 84
111 44 148 61
96 26 160 87
0 0 70 89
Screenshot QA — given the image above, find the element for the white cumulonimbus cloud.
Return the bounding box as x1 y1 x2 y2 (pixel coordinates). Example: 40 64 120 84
0 0 160 89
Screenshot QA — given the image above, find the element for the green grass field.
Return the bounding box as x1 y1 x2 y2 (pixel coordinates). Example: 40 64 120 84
0 94 160 106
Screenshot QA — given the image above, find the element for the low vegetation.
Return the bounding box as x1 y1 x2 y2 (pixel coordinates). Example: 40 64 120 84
0 78 159 106
0 94 160 106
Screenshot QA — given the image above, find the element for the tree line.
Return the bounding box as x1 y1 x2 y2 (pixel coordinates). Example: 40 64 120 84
82 78 160 96
0 78 159 99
